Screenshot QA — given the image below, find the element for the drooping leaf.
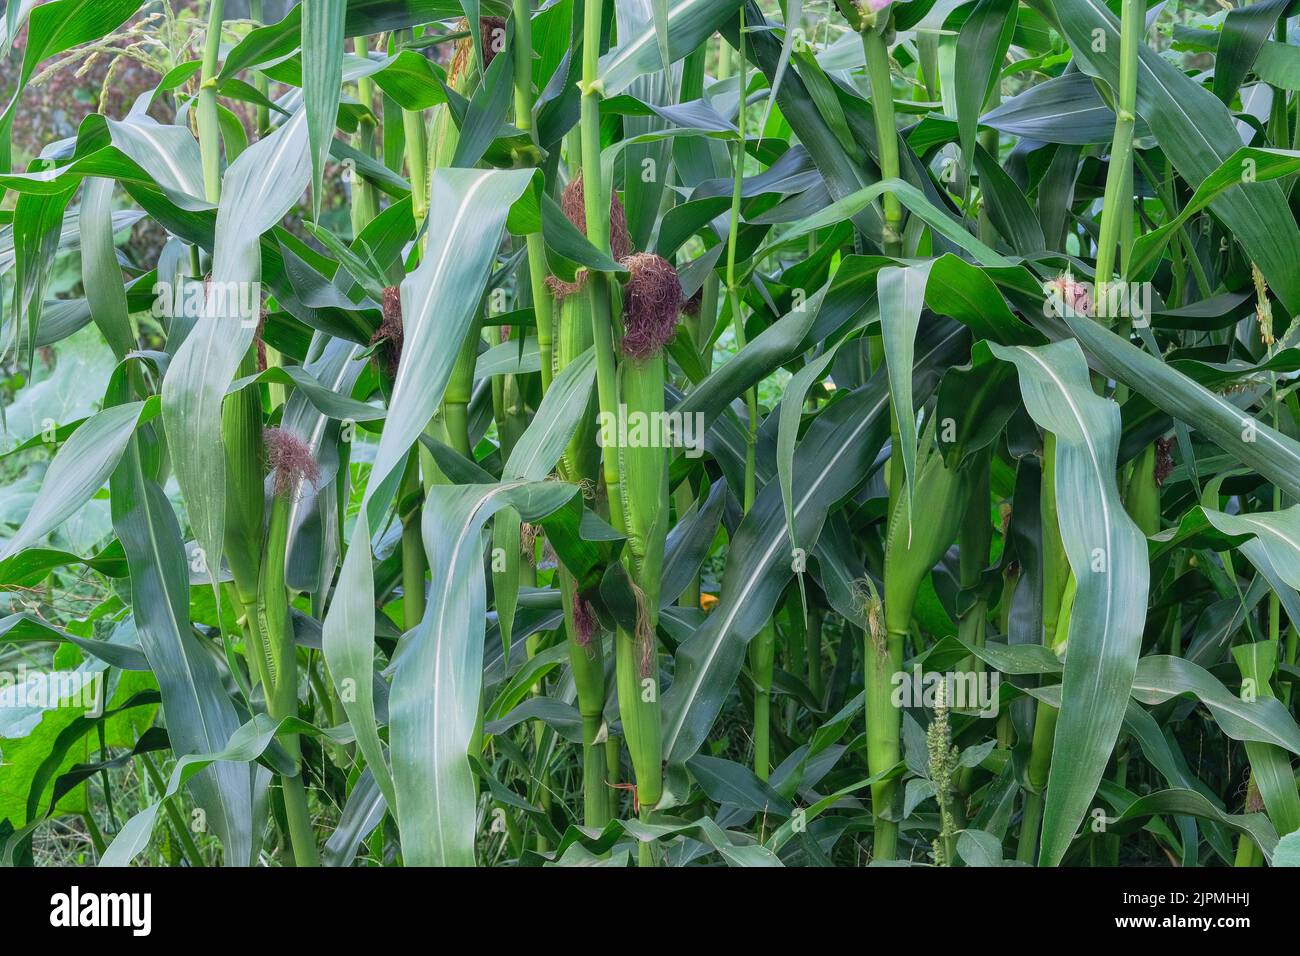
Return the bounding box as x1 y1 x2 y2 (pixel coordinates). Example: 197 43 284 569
987 339 1148 867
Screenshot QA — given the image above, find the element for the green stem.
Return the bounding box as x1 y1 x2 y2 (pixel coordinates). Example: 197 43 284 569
525 623 551 853
606 732 621 798
581 0 663 817
864 21 908 848
579 0 625 534
399 455 426 628
638 804 656 867
726 13 758 513
140 752 206 867
281 773 318 867
582 714 609 827
579 3 610 255
400 30 430 239
726 13 775 780
258 494 320 866
865 625 906 860
444 331 477 458
561 567 609 827
699 274 719 374
861 24 902 256
807 607 824 703
750 622 775 780
1092 0 1142 310
1016 790 1044 864
81 808 107 856
197 0 226 204
1101 741 1128 865
249 0 269 136
97 723 117 830
351 35 379 233
511 0 555 391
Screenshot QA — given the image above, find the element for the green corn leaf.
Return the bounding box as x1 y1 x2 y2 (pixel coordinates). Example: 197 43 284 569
660 323 967 796
303 0 347 218
1212 0 1290 104
599 0 746 96
393 481 576 865
954 0 1016 165
322 167 535 810
161 109 311 589
1128 147 1300 279
759 0 801 134
987 339 1149 867
1051 0 1300 313
1062 313 1300 502
1 401 150 559
1233 643 1300 836
109 433 259 867
878 262 934 517
77 178 134 359
100 715 351 867
0 0 144 171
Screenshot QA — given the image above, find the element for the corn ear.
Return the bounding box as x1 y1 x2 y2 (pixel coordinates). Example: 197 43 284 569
560 570 609 825
882 450 967 637
618 357 669 602
615 621 663 809
1124 441 1161 537
867 448 965 858
612 354 669 810
556 288 599 485
221 352 264 605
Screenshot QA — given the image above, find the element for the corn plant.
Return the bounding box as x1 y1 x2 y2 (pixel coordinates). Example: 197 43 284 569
3 0 1300 869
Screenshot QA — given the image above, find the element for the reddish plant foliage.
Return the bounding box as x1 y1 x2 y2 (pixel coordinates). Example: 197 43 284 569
619 253 682 361
450 17 508 83
370 286 405 377
1155 436 1176 487
255 309 269 373
264 428 320 497
548 172 637 302
559 170 634 262
1045 272 1092 317
571 590 598 646
681 287 703 317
